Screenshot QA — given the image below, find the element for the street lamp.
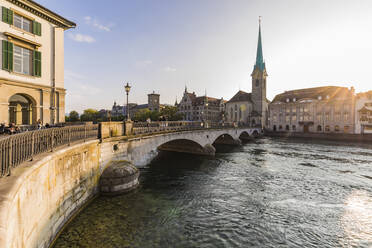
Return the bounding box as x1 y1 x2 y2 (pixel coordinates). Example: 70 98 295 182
124 82 131 120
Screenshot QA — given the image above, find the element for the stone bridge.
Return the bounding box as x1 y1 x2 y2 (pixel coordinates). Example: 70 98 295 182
101 127 262 167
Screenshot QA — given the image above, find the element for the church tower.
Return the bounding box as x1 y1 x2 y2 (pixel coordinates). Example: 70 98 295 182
251 17 268 128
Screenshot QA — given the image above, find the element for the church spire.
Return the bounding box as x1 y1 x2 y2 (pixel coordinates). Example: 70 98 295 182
254 16 265 72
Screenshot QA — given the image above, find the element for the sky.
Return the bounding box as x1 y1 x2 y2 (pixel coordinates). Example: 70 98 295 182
37 0 372 113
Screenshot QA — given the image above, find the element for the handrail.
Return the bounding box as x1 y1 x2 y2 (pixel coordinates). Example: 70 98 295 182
0 124 98 177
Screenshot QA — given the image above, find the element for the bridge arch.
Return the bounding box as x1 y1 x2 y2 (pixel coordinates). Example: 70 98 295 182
158 138 208 155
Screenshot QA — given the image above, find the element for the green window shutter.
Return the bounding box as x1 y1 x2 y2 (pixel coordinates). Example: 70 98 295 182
37 22 41 36
8 8 13 25
33 21 42 36
33 50 41 77
2 7 7 23
2 40 8 70
8 42 13 71
2 40 13 71
32 20 37 34
2 7 13 25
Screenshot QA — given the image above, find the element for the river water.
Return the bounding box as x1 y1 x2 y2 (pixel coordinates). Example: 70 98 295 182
53 138 372 248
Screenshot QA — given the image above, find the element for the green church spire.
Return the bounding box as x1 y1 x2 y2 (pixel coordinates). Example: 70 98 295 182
254 16 265 72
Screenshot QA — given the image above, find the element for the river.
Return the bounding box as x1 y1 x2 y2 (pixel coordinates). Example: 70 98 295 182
53 137 372 248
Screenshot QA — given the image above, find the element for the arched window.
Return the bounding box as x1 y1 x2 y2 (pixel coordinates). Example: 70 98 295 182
335 125 340 132
325 125 330 132
317 125 322 132
230 107 233 120
273 125 277 131
285 125 290 131
255 79 259 87
292 125 296 131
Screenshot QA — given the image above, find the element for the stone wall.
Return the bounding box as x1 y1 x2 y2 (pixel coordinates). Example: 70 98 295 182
0 140 101 248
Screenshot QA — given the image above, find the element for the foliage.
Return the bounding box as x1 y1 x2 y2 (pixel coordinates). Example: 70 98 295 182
68 111 80 122
80 109 100 122
160 106 183 121
133 109 160 122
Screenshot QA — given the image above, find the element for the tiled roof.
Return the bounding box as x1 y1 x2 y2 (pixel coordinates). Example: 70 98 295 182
272 86 352 103
227 91 252 103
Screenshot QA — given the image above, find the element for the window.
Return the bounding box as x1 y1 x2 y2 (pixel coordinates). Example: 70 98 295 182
291 115 297 122
325 125 330 132
2 41 41 76
255 79 259 87
344 112 349 121
335 125 340 132
344 126 350 133
285 115 290 122
317 125 322 132
292 125 296 131
13 45 32 75
285 125 289 131
2 7 42 35
14 13 32 33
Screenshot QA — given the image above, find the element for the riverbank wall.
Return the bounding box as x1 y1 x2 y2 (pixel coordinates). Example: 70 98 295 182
266 131 372 143
0 140 102 248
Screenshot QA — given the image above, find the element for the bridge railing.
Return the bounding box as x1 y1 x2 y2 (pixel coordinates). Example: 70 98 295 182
0 124 98 177
132 121 239 135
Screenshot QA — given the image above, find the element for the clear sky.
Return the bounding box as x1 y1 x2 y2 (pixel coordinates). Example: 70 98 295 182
37 0 372 113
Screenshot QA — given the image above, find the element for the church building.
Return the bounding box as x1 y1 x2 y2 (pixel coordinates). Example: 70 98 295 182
225 18 269 128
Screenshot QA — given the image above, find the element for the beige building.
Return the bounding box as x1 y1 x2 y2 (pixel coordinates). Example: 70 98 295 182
269 86 355 133
355 91 372 134
0 0 75 126
177 88 225 122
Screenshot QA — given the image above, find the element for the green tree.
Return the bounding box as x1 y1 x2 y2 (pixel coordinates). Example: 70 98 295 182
68 110 80 122
80 109 100 122
160 106 183 121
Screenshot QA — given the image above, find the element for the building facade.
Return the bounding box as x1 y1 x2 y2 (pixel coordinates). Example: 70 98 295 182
225 19 269 127
148 91 160 111
0 0 75 126
177 88 225 122
269 86 355 133
355 91 372 134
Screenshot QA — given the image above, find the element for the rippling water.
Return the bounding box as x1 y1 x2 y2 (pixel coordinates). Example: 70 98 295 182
53 138 372 248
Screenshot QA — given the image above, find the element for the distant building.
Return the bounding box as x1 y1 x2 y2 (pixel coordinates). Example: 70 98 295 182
111 91 164 118
148 91 160 111
177 88 225 122
225 18 269 127
355 91 372 134
269 86 355 133
0 0 75 125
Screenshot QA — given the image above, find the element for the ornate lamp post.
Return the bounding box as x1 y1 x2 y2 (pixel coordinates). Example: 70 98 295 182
124 82 131 120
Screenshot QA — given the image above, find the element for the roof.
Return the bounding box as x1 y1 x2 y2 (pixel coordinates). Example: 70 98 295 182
227 91 252 103
253 19 265 72
272 86 353 103
9 0 76 29
357 90 372 99
358 106 372 112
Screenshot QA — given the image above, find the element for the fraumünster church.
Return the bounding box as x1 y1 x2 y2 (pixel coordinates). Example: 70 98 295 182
225 20 269 128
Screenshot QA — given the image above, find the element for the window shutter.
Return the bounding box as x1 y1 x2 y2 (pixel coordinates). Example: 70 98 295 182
2 40 13 71
33 21 42 36
8 42 13 71
2 7 7 23
32 20 37 34
2 7 13 25
8 8 13 25
37 22 41 36
33 50 41 77
2 40 8 70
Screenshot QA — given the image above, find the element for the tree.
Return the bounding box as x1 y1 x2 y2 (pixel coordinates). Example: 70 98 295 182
133 109 161 122
160 106 183 121
80 109 100 122
68 110 80 122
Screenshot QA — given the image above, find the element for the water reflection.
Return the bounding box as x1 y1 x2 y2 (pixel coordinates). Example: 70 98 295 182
341 190 372 247
54 138 372 248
